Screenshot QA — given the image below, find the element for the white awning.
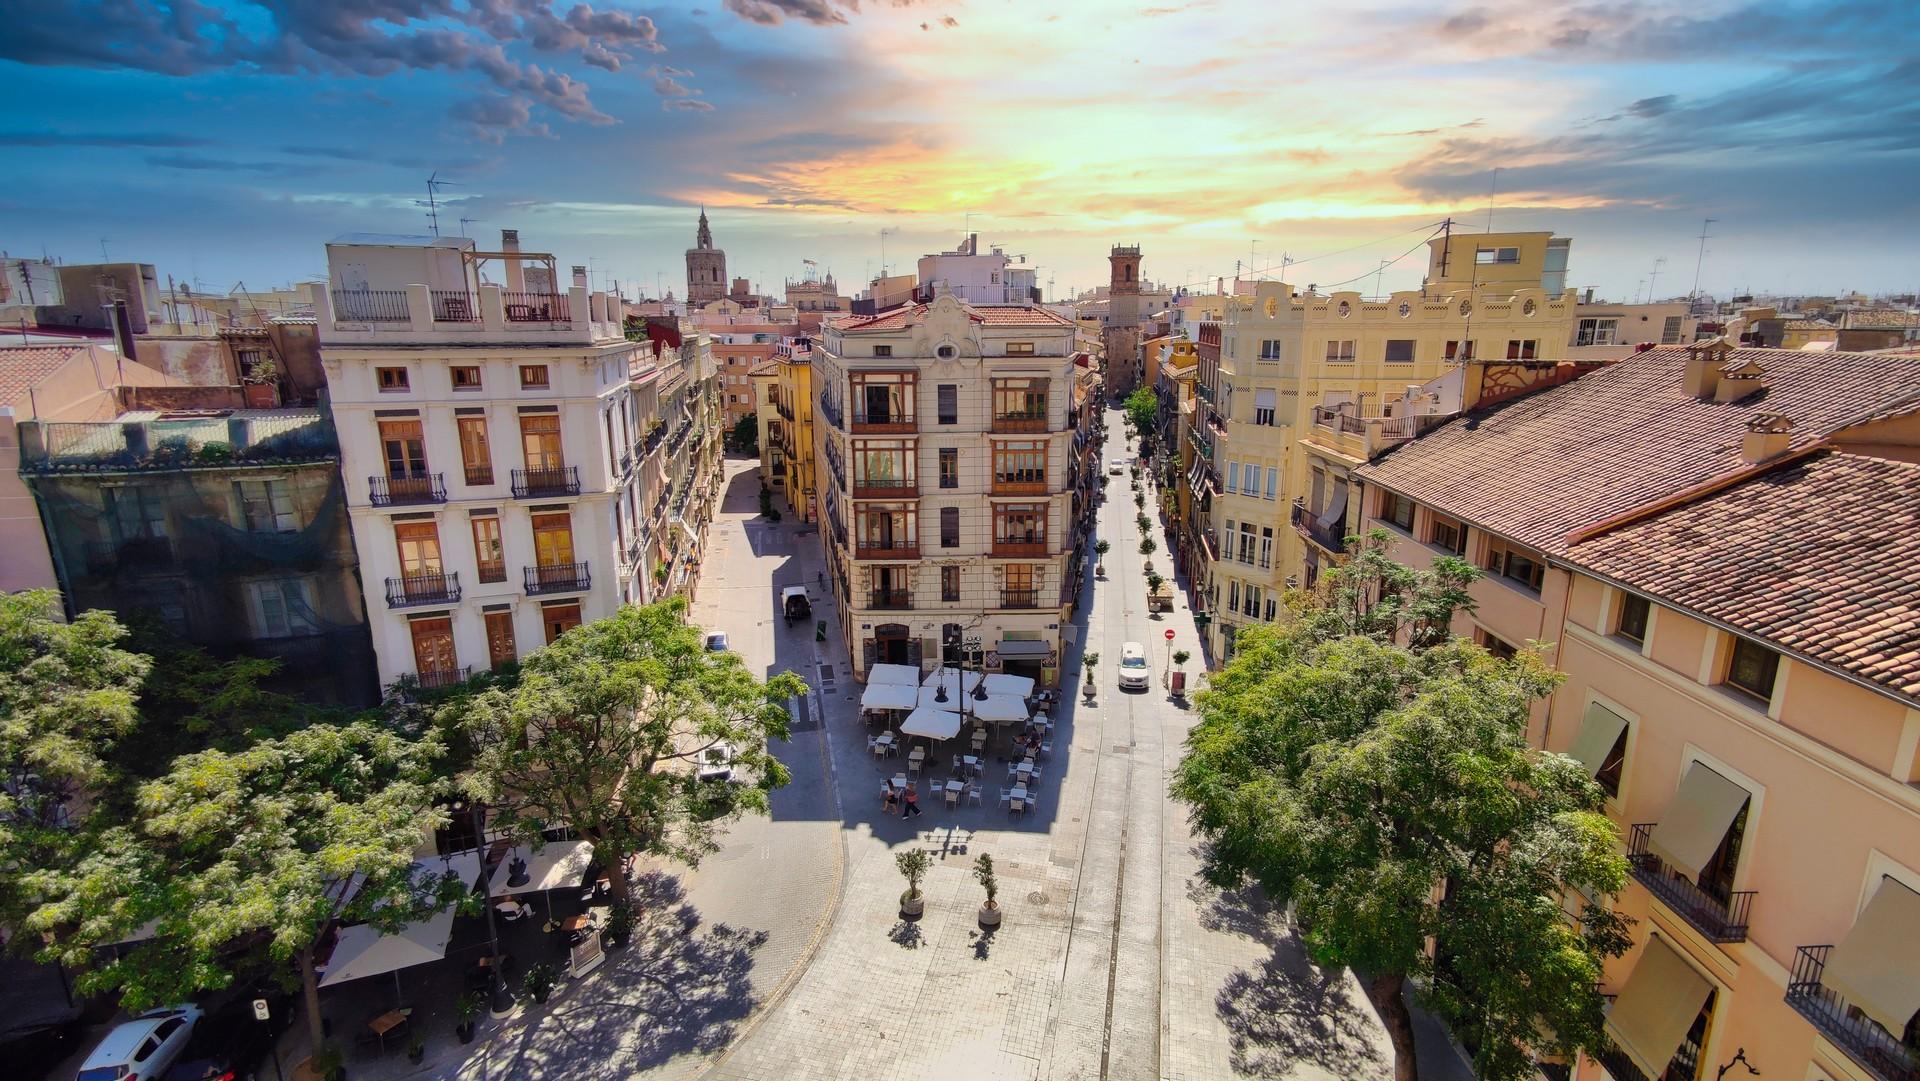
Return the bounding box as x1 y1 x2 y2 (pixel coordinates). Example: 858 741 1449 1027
867 663 921 687
917 685 963 713
1564 703 1629 776
1605 936 1714 1077
899 707 963 741
981 673 1035 699
1648 762 1750 877
319 907 457 988
488 839 595 898
1821 877 1920 1032
971 694 1030 724
1317 482 1349 529
921 666 983 693
861 681 920 711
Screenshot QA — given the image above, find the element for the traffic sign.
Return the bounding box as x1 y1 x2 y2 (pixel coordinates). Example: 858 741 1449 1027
252 998 270 1022
1164 629 1175 641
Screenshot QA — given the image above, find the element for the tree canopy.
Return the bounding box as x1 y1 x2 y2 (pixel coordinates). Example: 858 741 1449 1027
1171 531 1629 1081
1124 385 1157 441
452 599 805 906
730 413 759 454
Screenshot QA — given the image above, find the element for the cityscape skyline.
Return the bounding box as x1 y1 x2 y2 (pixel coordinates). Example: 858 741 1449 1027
3 0 1917 301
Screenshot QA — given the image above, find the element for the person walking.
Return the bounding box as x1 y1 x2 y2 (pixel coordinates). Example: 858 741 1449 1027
902 785 923 818
882 783 898 816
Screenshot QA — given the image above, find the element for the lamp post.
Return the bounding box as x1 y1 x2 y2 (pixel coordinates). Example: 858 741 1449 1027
460 800 516 1018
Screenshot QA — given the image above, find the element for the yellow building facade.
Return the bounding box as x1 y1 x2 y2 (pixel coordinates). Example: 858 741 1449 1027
749 343 817 522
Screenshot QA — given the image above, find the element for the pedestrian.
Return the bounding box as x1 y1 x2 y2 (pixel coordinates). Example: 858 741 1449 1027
882 783 897 815
902 785 923 818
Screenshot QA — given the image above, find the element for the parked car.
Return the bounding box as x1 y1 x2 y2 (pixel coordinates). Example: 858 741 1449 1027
162 987 292 1081
1117 642 1150 691
781 585 811 624
696 741 748 785
1108 458 1126 475
704 631 730 652
76 1005 202 1081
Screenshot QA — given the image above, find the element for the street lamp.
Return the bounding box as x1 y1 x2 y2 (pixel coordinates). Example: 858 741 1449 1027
457 800 517 1017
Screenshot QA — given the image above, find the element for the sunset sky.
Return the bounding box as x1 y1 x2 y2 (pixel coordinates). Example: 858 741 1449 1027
3 0 1915 302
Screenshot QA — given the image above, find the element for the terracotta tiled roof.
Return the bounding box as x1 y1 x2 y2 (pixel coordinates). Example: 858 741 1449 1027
834 301 1071 332
1844 309 1920 329
746 360 781 377
1354 346 1920 554
0 345 85 408
1783 319 1836 330
1568 450 1920 701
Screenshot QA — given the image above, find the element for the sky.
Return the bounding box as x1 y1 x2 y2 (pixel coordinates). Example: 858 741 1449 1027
2 0 1917 304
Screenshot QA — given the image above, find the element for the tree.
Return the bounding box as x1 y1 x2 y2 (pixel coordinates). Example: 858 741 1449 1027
1170 538 1629 1081
0 591 149 926
730 414 759 455
1124 386 1157 440
455 600 805 910
1138 536 1157 557
25 722 459 1055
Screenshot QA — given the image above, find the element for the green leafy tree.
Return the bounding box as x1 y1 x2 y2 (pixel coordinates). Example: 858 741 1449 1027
455 600 805 908
730 414 759 454
26 722 458 1054
1171 540 1629 1081
1137 536 1156 557
1124 386 1157 439
0 592 149 926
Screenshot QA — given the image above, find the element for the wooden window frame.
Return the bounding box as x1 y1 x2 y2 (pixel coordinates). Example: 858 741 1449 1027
991 439 1048 494
992 502 1049 557
518 364 550 389
376 366 410 391
1616 592 1651 643
1724 636 1779 702
451 365 482 391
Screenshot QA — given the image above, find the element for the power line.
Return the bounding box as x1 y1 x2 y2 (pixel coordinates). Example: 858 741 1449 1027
1310 226 1449 292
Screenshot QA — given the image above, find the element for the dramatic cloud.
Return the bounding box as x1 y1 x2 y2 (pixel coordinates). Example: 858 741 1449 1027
1423 0 1919 60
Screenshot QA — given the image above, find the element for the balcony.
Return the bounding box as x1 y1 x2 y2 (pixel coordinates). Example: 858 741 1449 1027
1000 589 1042 609
991 476 1050 496
332 289 410 323
414 665 472 691
369 472 446 506
851 411 916 435
511 465 581 498
1785 946 1919 1081
854 539 919 561
817 392 844 430
524 561 592 595
385 571 462 608
501 292 570 322
991 411 1049 434
1291 498 1348 555
993 539 1051 558
1591 1044 1650 1081
852 477 918 500
476 559 506 584
464 464 495 487
641 424 665 457
1623 824 1756 942
430 290 479 323
869 589 913 610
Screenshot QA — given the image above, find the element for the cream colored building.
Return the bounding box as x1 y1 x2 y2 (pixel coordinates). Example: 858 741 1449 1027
814 289 1081 687
1194 230 1576 660
318 234 670 689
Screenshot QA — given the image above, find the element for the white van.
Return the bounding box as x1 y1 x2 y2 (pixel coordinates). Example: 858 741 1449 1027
1117 642 1150 690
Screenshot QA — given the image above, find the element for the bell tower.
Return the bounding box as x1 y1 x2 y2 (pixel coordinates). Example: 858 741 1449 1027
685 207 727 306
1104 244 1145 394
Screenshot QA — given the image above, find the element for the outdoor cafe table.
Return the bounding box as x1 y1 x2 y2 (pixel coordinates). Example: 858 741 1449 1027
873 732 895 752
1009 785 1029 805
367 1009 410 1052
943 779 965 806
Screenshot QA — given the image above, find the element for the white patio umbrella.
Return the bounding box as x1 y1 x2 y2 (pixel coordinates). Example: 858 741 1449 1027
899 706 963 741
971 694 1030 724
862 681 921 711
916 685 963 713
981 673 1035 699
921 666 984 700
318 906 458 989
867 663 921 687
489 839 595 898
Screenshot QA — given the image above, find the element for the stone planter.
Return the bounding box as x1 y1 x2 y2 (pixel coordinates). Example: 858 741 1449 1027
978 902 1002 927
900 890 925 918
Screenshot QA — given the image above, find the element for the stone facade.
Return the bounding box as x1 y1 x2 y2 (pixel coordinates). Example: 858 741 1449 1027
686 209 727 306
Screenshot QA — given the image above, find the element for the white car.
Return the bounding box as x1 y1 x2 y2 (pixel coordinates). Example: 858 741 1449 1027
697 741 748 785
704 631 730 652
1117 642 1150 691
1108 458 1126 475
76 1005 202 1081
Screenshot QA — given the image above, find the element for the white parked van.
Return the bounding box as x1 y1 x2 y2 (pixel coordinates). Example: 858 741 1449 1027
1118 642 1150 690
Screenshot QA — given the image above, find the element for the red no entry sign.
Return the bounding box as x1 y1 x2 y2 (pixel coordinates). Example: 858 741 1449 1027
1164 629 1176 641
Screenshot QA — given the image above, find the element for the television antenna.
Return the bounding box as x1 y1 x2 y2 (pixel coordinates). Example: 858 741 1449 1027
419 172 459 236
458 217 484 238
1688 218 1716 312
1647 256 1668 302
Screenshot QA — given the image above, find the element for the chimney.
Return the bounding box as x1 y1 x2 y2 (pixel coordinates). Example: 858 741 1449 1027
1683 337 1734 398
572 265 589 289
1715 356 1768 403
1742 412 1793 463
501 229 525 293
1583 286 1594 303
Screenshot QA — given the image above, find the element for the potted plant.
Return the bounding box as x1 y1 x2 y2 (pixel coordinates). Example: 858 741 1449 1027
896 849 931 918
603 902 635 950
1138 536 1157 557
456 992 481 1044
1093 540 1110 577
1136 513 1151 533
974 853 1002 927
524 961 557 1005
311 1044 346 1081
1172 649 1191 671
1146 571 1165 597
1082 651 1099 703
407 1037 425 1065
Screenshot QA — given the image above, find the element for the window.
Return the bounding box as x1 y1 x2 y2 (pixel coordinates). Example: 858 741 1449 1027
1265 467 1278 499
1258 339 1282 360
1661 990 1715 1081
1475 246 1520 264
992 377 1049 424
458 416 493 485
1254 404 1275 425
852 371 916 425
939 447 958 488
235 480 298 533
940 506 959 548
471 516 505 582
1427 513 1466 555
1484 537 1544 592
1259 527 1273 569
938 384 958 424
1506 339 1538 360
1228 579 1239 611
1226 461 1239 492
1253 387 1277 426
1384 339 1415 363
519 413 564 470
991 440 1047 488
1384 492 1415 531
1242 584 1261 617
542 601 582 644
1004 563 1036 602
1265 597 1277 621
1616 592 1650 643
378 419 428 478
376 366 409 391
1725 636 1780 701
995 503 1047 549
518 364 550 388
1006 341 1035 356
1661 315 1684 344
451 365 482 390
1444 340 1476 360
1574 318 1618 346
1480 630 1517 660
1594 723 1628 799
942 566 960 601
249 580 319 639
873 344 893 357
1237 523 1256 564
394 521 443 577
485 610 517 670
531 511 575 568
1324 339 1355 363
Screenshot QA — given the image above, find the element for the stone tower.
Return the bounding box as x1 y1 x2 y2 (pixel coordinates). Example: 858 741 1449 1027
686 207 727 306
1104 244 1144 395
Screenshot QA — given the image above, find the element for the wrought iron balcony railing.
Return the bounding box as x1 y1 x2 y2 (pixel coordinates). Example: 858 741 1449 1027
369 472 446 506
332 289 410 323
430 290 479 322
501 292 569 322
1625 823 1756 942
1785 945 1920 1081
385 571 461 608
414 665 472 691
1000 589 1042 609
869 589 913 610
1291 498 1348 555
524 561 591 595
511 465 581 498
